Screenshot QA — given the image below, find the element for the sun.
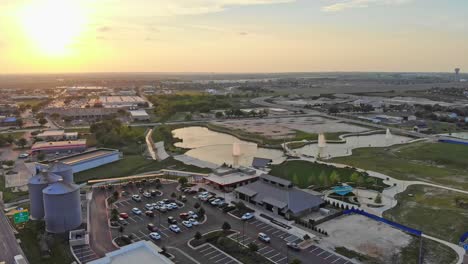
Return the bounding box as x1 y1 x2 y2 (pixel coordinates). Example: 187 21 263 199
20 0 86 56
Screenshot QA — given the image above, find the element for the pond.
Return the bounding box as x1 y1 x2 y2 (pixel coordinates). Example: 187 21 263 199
295 133 412 159
172 126 286 167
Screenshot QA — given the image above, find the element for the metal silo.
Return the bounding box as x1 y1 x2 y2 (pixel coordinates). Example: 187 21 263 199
49 162 74 184
42 182 82 233
27 171 61 220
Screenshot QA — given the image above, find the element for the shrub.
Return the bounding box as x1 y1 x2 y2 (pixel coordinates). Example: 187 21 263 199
247 242 258 252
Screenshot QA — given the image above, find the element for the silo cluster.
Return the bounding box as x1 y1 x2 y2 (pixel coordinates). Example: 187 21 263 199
27 162 82 233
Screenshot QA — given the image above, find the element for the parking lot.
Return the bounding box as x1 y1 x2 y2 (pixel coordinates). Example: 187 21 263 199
92 182 352 264
194 243 241 264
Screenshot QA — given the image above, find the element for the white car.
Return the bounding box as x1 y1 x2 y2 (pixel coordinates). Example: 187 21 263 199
132 195 141 202
189 218 199 225
145 204 154 210
169 203 178 209
182 220 192 228
149 232 161 240
211 199 221 206
18 153 29 158
241 212 254 220
188 212 198 219
166 204 174 210
131 208 142 215
169 225 181 233
258 233 271 243
143 192 151 198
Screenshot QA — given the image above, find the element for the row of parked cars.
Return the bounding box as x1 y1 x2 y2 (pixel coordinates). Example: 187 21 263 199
145 211 200 241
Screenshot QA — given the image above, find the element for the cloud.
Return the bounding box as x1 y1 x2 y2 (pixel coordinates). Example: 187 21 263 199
164 0 296 15
322 0 412 12
239 32 249 36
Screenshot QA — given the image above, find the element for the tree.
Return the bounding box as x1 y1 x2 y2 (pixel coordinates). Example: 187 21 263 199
16 119 24 128
110 208 119 221
375 193 382 204
16 138 27 148
171 192 177 198
222 221 231 232
184 114 192 121
51 113 60 120
198 207 205 217
303 234 311 240
194 231 202 240
290 259 302 264
194 202 201 209
247 242 258 252
178 177 188 187
155 178 162 189
350 172 360 183
329 171 341 185
113 190 119 200
215 112 224 118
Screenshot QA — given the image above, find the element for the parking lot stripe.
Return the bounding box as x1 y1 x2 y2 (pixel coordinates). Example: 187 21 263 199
310 247 320 253
317 250 327 257
199 246 213 253
204 250 219 257
256 222 266 227
271 230 282 235
263 227 276 232
331 258 341 263
127 217 137 223
267 252 281 259
214 256 228 263
261 249 275 255
209 253 223 260
276 256 287 263
325 253 335 260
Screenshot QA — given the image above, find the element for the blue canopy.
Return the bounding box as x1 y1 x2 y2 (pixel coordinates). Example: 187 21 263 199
332 185 353 196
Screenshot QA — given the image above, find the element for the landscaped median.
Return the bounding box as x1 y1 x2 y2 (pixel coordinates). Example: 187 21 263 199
188 230 271 264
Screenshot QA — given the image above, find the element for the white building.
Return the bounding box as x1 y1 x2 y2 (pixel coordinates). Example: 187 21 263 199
88 241 173 264
97 96 147 109
36 130 78 141
45 148 122 173
129 110 150 121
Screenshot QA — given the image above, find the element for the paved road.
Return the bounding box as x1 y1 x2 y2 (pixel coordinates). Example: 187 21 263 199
0 210 26 264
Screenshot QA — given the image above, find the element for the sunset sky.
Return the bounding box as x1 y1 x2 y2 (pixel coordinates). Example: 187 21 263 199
1 0 467 74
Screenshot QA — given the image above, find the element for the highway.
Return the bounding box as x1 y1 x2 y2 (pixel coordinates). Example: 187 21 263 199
0 209 27 264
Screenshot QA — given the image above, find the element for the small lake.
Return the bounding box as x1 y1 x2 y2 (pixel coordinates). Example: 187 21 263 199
442 132 468 140
172 126 286 167
295 133 412 159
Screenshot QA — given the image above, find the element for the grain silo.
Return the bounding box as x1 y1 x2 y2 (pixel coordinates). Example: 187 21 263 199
42 181 82 233
49 162 74 183
27 171 62 220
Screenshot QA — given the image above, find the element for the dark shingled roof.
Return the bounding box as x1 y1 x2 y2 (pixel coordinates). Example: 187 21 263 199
252 157 272 168
235 176 323 215
260 174 292 187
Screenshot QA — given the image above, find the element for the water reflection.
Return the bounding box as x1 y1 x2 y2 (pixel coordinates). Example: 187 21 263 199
172 126 286 166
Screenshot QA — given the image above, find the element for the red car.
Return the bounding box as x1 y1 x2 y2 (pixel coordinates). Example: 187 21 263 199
119 213 129 219
179 213 190 220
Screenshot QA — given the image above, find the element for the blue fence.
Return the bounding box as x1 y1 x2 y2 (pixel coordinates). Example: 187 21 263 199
343 209 423 236
460 232 468 243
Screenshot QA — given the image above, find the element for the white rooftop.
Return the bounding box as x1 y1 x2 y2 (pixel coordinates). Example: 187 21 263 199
37 130 65 137
88 241 173 264
129 110 149 117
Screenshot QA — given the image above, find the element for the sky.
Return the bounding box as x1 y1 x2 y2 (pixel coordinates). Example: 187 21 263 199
0 0 467 74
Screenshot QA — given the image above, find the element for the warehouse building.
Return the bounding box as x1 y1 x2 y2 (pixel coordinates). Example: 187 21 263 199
31 140 87 155
45 148 122 173
36 130 78 141
129 110 150 122
235 174 324 220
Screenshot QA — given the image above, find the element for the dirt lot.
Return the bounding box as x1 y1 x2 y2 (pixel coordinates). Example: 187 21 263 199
318 214 412 263
213 116 369 139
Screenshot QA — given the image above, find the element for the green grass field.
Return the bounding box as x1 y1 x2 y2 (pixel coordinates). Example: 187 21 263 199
269 160 388 191
332 141 468 189
16 221 74 264
383 185 468 244
74 155 211 183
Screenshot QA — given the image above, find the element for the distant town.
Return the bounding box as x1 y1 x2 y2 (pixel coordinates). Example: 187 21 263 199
0 71 467 264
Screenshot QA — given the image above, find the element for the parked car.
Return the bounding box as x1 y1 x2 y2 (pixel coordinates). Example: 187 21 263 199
287 242 301 251
222 205 236 213
145 210 154 217
181 195 187 202
169 203 178 209
145 204 154 211
132 195 141 202
182 220 192 228
158 205 167 213
168 216 177 224
169 225 181 233
118 218 128 225
188 211 198 219
150 190 158 196
149 232 161 240
179 213 190 220
119 213 129 219
132 208 142 215
189 218 199 226
241 212 254 220
138 188 144 193
258 233 271 243
121 191 128 196
147 223 158 232
163 199 170 204
143 192 151 198
18 153 29 159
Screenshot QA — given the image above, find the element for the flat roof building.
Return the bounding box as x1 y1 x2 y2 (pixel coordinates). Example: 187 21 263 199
235 174 324 219
36 130 78 141
97 96 147 109
204 166 259 191
129 110 150 121
88 241 173 264
31 140 87 154
44 148 122 173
